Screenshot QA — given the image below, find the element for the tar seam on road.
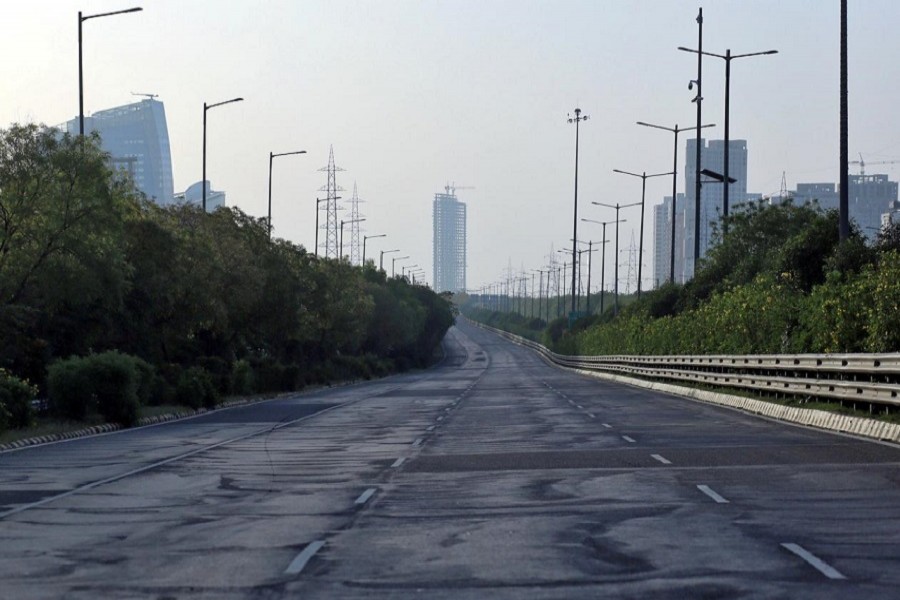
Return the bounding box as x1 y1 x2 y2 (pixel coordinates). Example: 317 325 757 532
355 488 376 505
781 543 847 580
651 453 672 465
391 457 406 468
284 540 325 575
622 435 636 443
697 484 729 504
412 438 423 446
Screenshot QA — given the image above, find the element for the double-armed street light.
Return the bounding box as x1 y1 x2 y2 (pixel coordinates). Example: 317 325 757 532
380 249 399 271
268 150 306 239
567 107 589 317
340 218 365 260
582 217 625 315
78 7 143 137
203 97 244 212
678 45 777 235
592 201 641 314
362 234 386 264
635 121 715 284
392 255 410 277
612 169 675 298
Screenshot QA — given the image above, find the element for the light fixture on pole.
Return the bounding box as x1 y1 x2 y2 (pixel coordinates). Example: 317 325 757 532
582 218 625 315
592 201 640 314
612 169 674 298
392 255 410 278
363 234 386 264
340 218 365 260
203 97 244 212
268 150 306 239
79 7 143 137
636 121 715 284
677 45 777 235
567 107 589 318
380 249 399 271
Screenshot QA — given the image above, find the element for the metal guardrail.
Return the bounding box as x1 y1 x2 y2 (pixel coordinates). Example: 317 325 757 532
468 320 900 409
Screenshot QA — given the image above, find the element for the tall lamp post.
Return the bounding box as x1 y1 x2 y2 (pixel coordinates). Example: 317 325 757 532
340 218 365 260
677 45 777 235
402 264 418 280
363 234 386 264
567 107 589 317
636 121 715 284
268 150 306 239
79 7 143 137
592 201 641 314
380 249 399 272
583 218 624 315
612 169 674 298
203 97 244 212
684 7 703 277
392 255 410 277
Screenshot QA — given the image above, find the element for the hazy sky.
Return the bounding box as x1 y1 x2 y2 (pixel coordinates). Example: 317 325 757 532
4 1 900 291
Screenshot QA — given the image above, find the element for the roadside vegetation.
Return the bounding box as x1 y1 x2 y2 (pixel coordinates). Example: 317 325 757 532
463 200 900 356
0 124 455 436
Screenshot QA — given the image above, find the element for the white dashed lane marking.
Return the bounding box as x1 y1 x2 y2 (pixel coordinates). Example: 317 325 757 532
781 543 847 580
285 540 325 575
697 484 729 504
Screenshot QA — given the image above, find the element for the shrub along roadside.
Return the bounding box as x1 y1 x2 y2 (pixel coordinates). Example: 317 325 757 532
0 368 37 432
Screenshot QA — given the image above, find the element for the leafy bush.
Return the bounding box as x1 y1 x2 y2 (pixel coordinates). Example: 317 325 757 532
47 352 148 426
85 351 141 427
176 366 218 409
0 368 37 429
230 359 255 395
47 357 95 420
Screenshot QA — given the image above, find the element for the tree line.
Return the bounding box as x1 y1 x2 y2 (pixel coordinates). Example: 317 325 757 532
0 124 454 431
463 200 900 356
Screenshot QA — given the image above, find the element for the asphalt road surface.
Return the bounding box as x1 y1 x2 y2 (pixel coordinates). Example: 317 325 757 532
2 320 900 599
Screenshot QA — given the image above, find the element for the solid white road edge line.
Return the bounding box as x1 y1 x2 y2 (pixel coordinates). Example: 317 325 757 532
781 542 847 580
697 484 729 504
285 540 325 575
355 488 376 505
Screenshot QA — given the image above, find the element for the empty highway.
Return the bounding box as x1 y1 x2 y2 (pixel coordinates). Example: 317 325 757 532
1 320 899 599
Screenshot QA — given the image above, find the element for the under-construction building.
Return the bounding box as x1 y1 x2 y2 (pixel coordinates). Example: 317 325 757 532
433 190 467 293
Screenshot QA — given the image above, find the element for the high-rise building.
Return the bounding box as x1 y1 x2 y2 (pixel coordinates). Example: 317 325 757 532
66 98 174 204
684 138 748 277
433 190 466 293
652 193 686 286
791 175 898 241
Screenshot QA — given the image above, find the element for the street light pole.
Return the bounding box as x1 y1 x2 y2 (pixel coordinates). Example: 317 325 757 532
78 7 143 137
340 218 365 260
268 150 306 239
363 234 386 264
677 46 777 236
592 202 640 314
613 169 674 298
567 107 589 317
636 121 715 283
380 249 399 272
203 97 244 212
392 255 409 277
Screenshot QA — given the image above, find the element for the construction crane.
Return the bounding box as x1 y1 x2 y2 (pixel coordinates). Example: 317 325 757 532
131 92 159 100
850 153 900 176
444 182 475 196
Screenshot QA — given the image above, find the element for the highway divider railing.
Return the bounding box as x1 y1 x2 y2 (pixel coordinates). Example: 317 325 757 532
466 319 900 410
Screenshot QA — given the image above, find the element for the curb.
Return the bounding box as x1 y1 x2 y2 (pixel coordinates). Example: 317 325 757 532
0 394 283 454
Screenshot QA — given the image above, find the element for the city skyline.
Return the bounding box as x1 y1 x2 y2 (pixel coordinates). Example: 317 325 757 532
3 1 900 289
